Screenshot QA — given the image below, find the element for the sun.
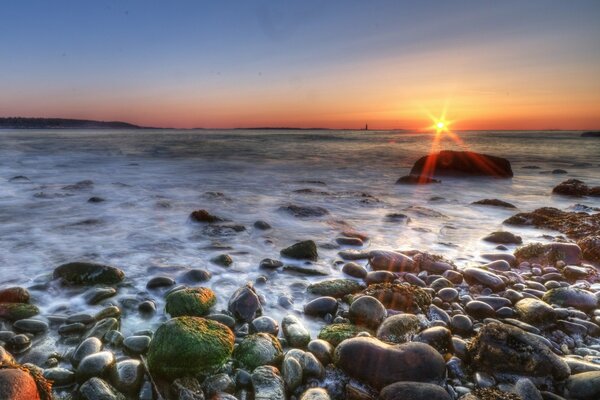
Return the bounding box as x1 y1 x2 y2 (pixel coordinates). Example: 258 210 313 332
431 117 451 135
436 121 445 130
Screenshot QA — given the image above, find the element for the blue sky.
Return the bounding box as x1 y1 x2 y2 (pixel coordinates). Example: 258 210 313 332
1 1 599 128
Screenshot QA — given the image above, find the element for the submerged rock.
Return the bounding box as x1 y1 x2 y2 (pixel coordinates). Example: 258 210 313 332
468 321 570 383
408 150 513 178
395 175 440 184
334 336 446 389
505 207 600 239
165 287 216 317
190 209 224 223
280 240 318 260
472 199 517 208
53 261 125 285
482 231 522 245
147 316 234 379
279 204 329 218
552 179 600 197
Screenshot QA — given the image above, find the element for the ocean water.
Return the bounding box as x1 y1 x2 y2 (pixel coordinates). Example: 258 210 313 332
1 129 599 335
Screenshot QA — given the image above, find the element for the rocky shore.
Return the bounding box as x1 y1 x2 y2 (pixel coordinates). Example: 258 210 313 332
1 174 600 399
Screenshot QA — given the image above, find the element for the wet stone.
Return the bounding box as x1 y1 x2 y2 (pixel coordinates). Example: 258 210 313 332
13 319 49 334
123 335 151 355
146 276 176 289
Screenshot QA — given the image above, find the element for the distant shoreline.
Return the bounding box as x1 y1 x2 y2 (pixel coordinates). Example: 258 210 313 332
0 117 596 132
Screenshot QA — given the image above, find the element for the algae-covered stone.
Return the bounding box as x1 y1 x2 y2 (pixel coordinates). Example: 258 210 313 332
165 287 216 317
0 287 30 303
307 279 365 298
360 283 432 313
0 303 39 321
542 287 598 312
232 333 283 370
53 262 125 285
318 323 372 347
147 316 234 379
281 240 318 260
376 314 420 344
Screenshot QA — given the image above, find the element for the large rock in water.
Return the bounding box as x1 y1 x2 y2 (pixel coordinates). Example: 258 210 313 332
53 261 125 285
147 316 234 379
552 179 600 197
505 207 600 239
334 337 446 389
280 240 318 260
408 150 513 178
468 322 570 383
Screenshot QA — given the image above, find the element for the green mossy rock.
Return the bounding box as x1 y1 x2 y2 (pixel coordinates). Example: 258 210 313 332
318 323 372 347
0 303 40 321
233 333 283 370
53 262 125 285
147 317 234 379
307 279 365 298
165 287 216 317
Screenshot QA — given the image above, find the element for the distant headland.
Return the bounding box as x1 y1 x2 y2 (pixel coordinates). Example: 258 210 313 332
0 117 146 129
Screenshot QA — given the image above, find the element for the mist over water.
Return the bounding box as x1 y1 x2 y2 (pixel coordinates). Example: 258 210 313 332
1 129 599 334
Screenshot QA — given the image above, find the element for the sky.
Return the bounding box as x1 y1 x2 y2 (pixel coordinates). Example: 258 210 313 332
1 1 599 130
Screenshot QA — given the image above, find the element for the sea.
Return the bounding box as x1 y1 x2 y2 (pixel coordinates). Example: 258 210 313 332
1 129 599 335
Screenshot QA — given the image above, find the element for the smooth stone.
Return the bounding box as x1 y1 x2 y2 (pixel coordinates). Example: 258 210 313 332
206 313 236 329
304 297 338 317
138 300 156 314
83 287 117 305
122 335 151 355
348 295 387 329
481 253 517 266
13 319 48 334
203 373 235 397
79 377 125 400
564 371 600 400
109 359 144 394
438 287 458 303
475 296 512 310
251 316 279 336
514 377 543 400
232 333 283 370
211 254 233 267
414 326 454 355
228 283 262 322
146 276 175 289
301 351 325 378
442 270 463 284
85 318 119 341
72 337 103 367
76 351 116 381
334 337 446 389
336 237 363 246
251 365 286 400
282 314 310 348
182 268 212 282
254 220 272 230
44 367 75 387
282 356 303 391
365 270 396 285
462 268 505 291
342 262 368 278
368 250 415 273
465 301 496 319
379 381 451 400
450 314 473 335
515 298 556 327
307 339 335 366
